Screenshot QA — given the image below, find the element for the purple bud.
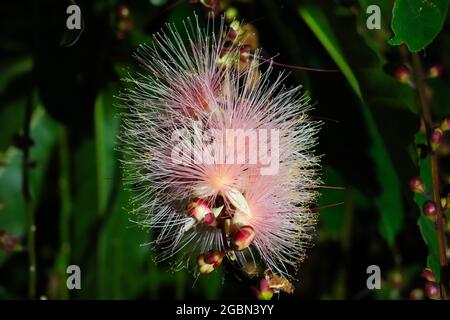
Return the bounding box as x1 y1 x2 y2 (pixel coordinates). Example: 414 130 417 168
431 128 443 151
395 65 411 83
424 281 440 300
421 268 436 282
409 176 425 194
423 201 437 221
0 230 18 253
428 64 443 78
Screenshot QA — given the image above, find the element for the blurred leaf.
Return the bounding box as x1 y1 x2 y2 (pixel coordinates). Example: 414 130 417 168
319 166 370 241
0 105 58 266
98 186 151 299
149 0 168 7
94 85 119 215
299 4 361 98
71 139 98 265
418 215 440 282
389 0 449 52
0 57 32 95
0 99 25 152
299 3 404 246
94 84 155 299
0 105 57 235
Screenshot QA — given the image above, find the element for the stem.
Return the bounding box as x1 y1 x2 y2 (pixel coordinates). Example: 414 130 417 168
23 92 36 299
58 126 71 299
411 52 449 299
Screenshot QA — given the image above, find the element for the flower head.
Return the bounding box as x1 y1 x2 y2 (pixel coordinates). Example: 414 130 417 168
120 16 320 284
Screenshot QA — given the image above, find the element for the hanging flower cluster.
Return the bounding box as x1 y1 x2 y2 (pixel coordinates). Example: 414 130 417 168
119 16 321 293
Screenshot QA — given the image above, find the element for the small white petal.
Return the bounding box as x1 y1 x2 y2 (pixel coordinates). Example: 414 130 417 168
225 187 251 216
211 205 224 218
183 217 197 232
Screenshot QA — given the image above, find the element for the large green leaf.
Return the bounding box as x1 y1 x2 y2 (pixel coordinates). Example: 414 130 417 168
299 3 405 246
418 215 441 281
94 85 160 299
389 0 449 52
0 106 57 235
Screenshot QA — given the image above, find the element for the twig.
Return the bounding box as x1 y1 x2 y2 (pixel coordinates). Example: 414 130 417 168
23 92 36 299
411 52 449 299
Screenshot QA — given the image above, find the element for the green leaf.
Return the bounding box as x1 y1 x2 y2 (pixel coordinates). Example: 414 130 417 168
0 56 32 95
299 4 362 98
389 0 449 52
299 3 405 246
0 106 57 267
0 106 57 235
94 85 120 215
418 215 441 281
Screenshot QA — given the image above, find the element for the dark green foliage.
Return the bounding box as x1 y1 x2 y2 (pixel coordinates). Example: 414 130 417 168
0 0 449 300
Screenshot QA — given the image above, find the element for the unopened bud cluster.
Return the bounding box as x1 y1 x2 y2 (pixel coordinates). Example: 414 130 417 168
189 194 256 275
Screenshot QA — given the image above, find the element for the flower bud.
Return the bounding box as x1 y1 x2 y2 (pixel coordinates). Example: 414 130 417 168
197 255 215 274
254 279 274 300
116 5 130 19
441 197 448 212
204 251 225 268
231 225 255 251
423 201 437 221
424 281 440 300
431 128 443 151
202 212 218 227
188 198 217 226
421 268 436 282
227 29 237 41
395 65 411 84
409 176 425 194
428 64 443 78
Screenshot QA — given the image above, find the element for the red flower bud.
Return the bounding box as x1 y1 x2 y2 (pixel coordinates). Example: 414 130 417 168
228 29 237 41
421 268 436 282
188 198 217 226
428 64 443 78
204 251 225 268
116 5 130 19
423 201 437 221
231 225 255 251
424 281 440 300
254 279 274 300
0 230 18 253
395 65 411 84
409 176 425 194
197 255 215 274
431 128 443 151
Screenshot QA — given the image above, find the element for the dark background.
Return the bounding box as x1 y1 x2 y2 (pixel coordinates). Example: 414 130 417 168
0 0 449 300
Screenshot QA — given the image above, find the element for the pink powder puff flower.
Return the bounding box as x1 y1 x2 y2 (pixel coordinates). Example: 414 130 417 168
120 16 320 283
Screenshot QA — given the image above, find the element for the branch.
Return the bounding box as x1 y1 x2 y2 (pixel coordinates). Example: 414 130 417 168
23 92 36 299
411 52 449 299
